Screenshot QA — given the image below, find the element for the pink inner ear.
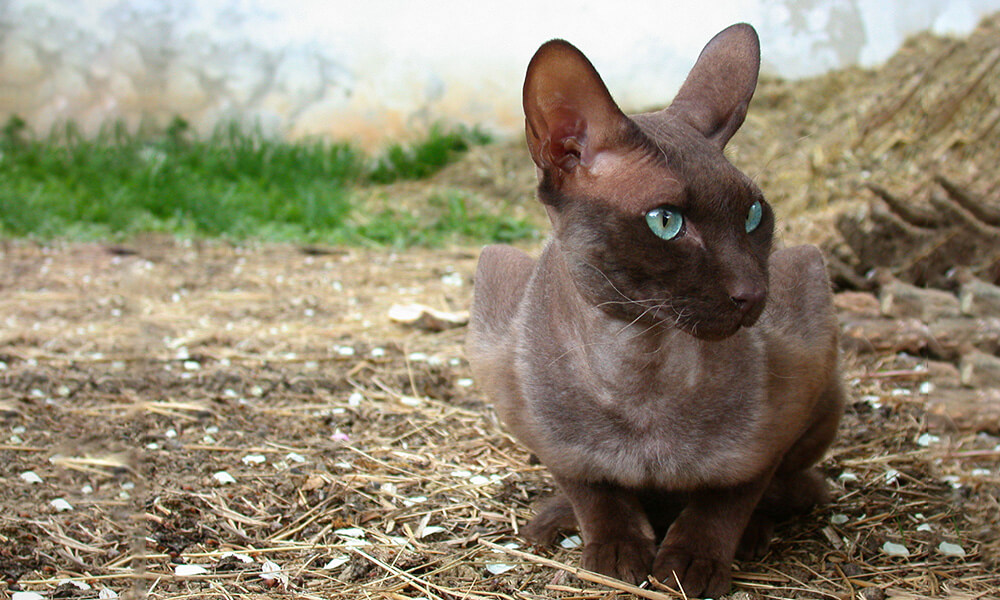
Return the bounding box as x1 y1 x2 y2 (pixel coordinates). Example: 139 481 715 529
545 109 588 171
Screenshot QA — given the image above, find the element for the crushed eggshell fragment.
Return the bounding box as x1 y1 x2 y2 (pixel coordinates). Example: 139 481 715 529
241 454 267 466
98 588 119 599
324 555 350 569
212 471 236 485
882 541 910 557
938 541 966 557
831 514 849 525
20 470 43 484
50 498 73 512
486 563 515 575
917 433 941 447
389 303 469 332
418 525 447 538
12 592 46 600
175 564 210 576
560 535 583 549
221 552 254 563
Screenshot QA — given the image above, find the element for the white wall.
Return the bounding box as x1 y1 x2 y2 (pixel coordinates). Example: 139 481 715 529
1 0 998 145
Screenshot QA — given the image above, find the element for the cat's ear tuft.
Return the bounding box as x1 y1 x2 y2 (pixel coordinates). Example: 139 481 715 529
666 23 760 148
523 40 633 176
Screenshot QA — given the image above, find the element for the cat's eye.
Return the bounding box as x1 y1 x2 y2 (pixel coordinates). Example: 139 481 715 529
745 200 763 233
645 207 684 240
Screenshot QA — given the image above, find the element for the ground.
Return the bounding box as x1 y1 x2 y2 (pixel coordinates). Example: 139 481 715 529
1 236 997 600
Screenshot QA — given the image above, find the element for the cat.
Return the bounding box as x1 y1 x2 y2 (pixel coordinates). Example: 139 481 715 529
466 23 844 598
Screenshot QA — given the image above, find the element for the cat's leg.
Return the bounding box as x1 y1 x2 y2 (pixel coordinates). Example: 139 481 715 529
739 379 845 560
556 477 656 585
522 493 577 545
652 473 772 598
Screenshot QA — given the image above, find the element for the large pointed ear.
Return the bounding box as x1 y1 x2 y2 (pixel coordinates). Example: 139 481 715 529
666 23 760 148
523 40 633 176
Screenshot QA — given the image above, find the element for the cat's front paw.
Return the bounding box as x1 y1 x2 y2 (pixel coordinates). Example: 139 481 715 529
736 513 775 560
581 539 655 585
652 546 731 599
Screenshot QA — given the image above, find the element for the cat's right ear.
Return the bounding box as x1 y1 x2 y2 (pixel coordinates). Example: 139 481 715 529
523 40 633 180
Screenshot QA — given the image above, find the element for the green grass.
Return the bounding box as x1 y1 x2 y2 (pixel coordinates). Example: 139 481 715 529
0 116 537 246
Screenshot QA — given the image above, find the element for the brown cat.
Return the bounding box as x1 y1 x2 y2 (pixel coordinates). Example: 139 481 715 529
466 24 844 598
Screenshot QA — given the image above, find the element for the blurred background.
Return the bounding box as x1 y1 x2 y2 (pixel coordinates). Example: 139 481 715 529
3 0 999 146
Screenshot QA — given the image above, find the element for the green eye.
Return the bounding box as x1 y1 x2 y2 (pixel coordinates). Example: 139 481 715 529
645 207 684 240
745 200 763 233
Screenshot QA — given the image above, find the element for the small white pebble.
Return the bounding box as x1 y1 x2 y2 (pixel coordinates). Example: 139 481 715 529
250 385 264 397
938 541 966 557
174 564 209 576
165 428 178 438
81 484 93 494
971 468 991 477
882 541 910 557
20 471 43 484
407 352 428 362
918 381 934 394
285 452 306 463
560 535 583 549
12 425 26 434
451 469 472 478
348 392 363 407
370 347 386 358
50 498 73 512
202 435 216 444
831 514 849 525
917 523 933 532
212 471 236 485
337 346 356 357
12 592 46 600
456 378 474 387
469 475 491 486
183 360 201 371
399 396 422 407
884 469 900 484
98 588 118 599
403 495 428 507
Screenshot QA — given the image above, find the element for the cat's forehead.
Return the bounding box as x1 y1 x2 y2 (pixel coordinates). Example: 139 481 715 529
578 149 685 214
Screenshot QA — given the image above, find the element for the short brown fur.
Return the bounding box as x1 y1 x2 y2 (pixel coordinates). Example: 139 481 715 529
467 24 844 598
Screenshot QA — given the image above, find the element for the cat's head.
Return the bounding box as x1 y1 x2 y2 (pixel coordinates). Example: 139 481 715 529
523 24 772 341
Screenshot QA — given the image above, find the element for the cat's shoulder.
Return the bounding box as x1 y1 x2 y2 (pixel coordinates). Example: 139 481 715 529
765 244 836 336
470 244 537 338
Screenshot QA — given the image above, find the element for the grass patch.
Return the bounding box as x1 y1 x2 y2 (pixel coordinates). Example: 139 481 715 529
0 116 537 246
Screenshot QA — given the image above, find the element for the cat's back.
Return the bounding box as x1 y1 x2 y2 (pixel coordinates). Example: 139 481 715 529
761 245 839 374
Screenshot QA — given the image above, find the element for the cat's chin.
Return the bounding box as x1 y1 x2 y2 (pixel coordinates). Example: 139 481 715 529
679 313 759 341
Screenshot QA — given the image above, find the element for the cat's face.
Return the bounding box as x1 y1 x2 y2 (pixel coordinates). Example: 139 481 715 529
522 26 768 340
544 127 773 340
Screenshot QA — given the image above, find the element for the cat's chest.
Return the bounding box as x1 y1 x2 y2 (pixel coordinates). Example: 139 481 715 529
523 330 770 489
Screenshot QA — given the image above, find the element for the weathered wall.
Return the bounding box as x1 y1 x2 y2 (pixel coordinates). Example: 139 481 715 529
1 0 998 146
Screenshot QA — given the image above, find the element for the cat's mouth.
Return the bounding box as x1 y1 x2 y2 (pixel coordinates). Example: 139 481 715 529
671 299 765 341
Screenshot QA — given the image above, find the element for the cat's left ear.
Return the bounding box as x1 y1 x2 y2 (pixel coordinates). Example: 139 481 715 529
665 23 760 148
522 40 635 176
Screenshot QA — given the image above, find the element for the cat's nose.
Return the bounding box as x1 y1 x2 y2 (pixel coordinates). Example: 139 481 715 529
729 286 765 316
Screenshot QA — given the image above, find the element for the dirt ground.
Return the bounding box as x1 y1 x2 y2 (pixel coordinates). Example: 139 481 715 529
0 235 997 600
